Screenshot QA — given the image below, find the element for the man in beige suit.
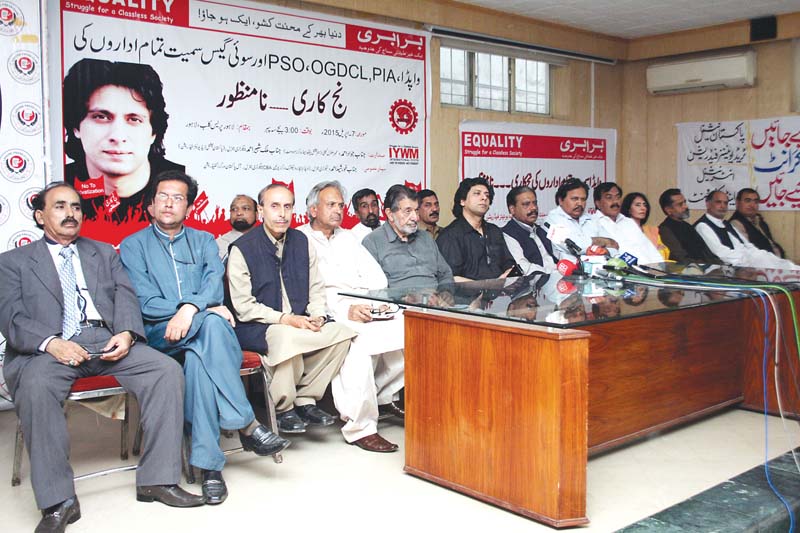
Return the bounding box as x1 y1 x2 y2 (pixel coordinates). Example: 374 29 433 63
226 184 355 434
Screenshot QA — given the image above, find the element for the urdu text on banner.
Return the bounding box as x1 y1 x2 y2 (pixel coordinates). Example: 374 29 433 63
677 117 800 210
50 0 430 246
459 121 616 225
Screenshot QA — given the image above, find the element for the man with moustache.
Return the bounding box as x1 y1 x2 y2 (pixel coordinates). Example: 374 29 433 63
729 188 787 258
0 182 204 532
363 184 454 289
298 180 404 452
657 188 722 264
350 188 382 241
227 184 355 434
695 190 799 270
417 189 443 240
544 178 617 259
121 171 289 506
216 194 258 261
501 186 557 275
437 177 515 281
592 182 663 264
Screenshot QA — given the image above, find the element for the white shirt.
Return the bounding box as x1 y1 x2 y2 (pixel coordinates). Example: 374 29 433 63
349 222 378 242
592 212 663 265
502 219 556 275
215 228 243 261
543 205 598 259
297 224 389 319
695 213 799 270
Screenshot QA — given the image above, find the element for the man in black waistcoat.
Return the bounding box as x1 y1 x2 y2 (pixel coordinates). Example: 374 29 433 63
226 184 355 434
657 188 722 264
729 188 786 259
501 186 557 275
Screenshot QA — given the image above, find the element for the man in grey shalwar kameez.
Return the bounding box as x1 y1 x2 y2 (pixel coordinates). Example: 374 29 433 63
121 171 289 505
227 183 355 434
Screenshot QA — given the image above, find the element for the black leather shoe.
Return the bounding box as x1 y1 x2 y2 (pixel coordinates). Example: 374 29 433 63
296 404 335 426
201 470 228 505
36 497 80 533
378 401 405 420
136 485 205 507
239 424 291 455
276 409 307 433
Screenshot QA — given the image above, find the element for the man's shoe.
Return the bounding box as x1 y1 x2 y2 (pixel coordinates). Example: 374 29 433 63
378 401 405 420
201 470 228 505
35 497 80 533
136 485 205 507
276 409 307 433
350 433 399 453
295 404 335 426
239 425 291 456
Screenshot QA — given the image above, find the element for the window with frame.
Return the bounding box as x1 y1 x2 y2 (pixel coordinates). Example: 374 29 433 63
440 46 550 115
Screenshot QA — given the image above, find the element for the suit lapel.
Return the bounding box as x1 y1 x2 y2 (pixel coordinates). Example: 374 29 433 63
30 239 63 305
76 238 100 302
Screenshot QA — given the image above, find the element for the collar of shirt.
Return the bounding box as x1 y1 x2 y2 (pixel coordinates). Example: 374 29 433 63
46 239 79 265
705 213 726 228
593 211 625 224
512 218 534 233
152 223 185 243
450 216 485 235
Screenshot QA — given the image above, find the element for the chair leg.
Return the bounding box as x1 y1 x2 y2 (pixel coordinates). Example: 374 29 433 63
260 369 282 464
182 433 195 484
12 419 24 487
120 394 129 461
132 423 143 457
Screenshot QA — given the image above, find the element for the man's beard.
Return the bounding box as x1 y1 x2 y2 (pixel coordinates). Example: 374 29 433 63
363 213 380 229
677 210 691 220
232 219 256 232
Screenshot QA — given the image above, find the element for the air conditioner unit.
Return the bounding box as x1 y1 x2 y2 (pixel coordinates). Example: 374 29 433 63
646 50 756 95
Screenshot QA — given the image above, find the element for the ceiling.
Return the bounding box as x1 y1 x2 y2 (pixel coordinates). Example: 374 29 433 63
452 0 800 39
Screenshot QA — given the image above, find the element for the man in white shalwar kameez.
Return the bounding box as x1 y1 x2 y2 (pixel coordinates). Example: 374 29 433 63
299 181 404 453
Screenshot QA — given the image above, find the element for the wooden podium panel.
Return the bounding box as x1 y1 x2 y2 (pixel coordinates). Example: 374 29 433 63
403 310 590 528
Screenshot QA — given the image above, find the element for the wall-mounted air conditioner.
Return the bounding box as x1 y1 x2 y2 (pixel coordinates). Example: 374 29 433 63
646 50 756 95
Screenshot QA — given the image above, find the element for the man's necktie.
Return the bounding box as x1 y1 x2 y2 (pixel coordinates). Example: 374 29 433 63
58 246 82 340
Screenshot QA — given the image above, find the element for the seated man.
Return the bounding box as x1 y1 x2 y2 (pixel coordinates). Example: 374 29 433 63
502 186 557 274
121 171 289 506
729 188 786 258
216 194 258 261
591 182 663 264
437 177 516 281
417 189 443 239
299 180 404 453
695 190 799 270
227 184 356 434
0 183 204 533
350 187 382 241
544 178 617 258
657 188 721 264
363 184 454 289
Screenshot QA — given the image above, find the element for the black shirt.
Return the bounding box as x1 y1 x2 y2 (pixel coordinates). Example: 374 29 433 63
437 217 515 280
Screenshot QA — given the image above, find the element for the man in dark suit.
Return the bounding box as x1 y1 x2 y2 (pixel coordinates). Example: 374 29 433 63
501 186 557 274
0 182 203 533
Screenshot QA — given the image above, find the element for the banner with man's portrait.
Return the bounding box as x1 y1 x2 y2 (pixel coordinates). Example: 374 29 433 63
49 0 430 247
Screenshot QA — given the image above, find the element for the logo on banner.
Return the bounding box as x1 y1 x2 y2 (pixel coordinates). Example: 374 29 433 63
388 145 419 166
7 50 39 84
10 102 42 136
8 230 38 249
0 2 23 37
19 187 39 219
0 195 10 226
389 99 418 135
1 149 34 183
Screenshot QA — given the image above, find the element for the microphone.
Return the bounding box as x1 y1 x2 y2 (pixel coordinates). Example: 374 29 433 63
556 257 579 276
565 238 583 257
556 279 577 294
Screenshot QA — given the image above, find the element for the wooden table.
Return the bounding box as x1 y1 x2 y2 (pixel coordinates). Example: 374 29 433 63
402 292 799 527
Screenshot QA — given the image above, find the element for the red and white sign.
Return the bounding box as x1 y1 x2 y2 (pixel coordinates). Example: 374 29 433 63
50 0 430 246
459 121 617 224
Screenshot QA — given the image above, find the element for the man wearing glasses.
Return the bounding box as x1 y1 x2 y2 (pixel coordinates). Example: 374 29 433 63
0 182 204 532
121 171 289 506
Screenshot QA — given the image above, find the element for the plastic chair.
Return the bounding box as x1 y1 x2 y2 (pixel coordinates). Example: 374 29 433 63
11 375 133 486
